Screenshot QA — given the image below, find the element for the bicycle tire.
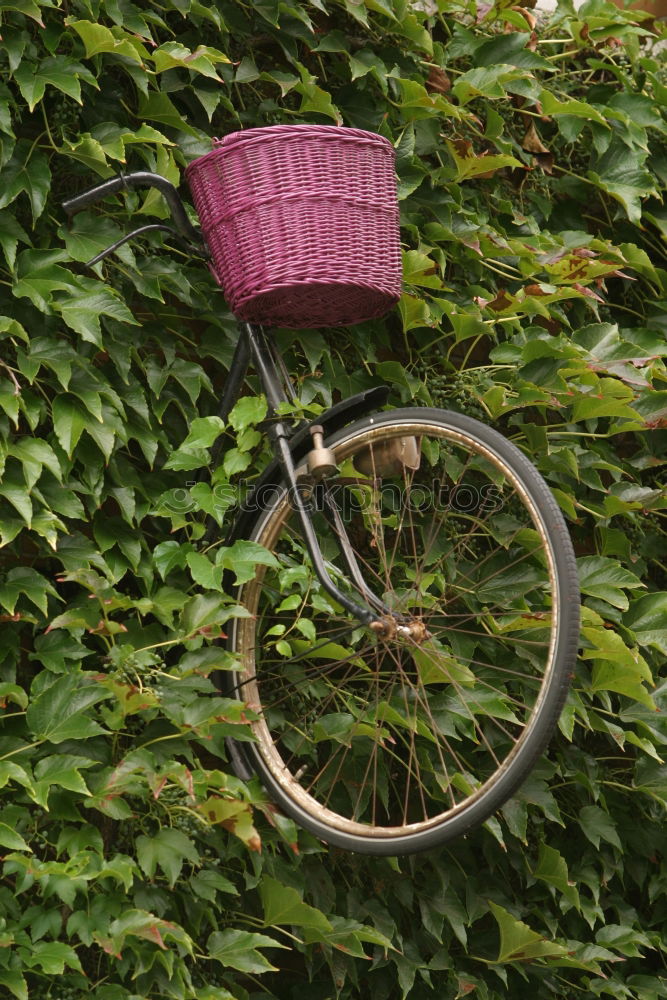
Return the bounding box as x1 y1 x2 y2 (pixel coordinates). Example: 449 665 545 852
227 408 580 854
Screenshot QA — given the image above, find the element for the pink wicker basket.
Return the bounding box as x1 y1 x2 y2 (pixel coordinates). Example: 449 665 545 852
185 125 401 329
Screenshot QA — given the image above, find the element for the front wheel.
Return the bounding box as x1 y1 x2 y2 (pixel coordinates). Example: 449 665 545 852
228 408 580 854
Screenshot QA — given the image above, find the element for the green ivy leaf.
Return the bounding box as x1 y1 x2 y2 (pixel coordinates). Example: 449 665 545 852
13 61 45 111
58 283 138 346
588 138 656 224
578 804 622 850
163 448 210 471
532 844 580 909
94 909 194 958
488 901 570 964
0 143 51 221
67 19 148 63
138 91 201 137
538 91 609 127
633 758 667 808
181 416 226 449
446 140 524 181
39 55 97 103
152 41 230 78
181 593 234 635
0 314 28 342
186 551 224 591
228 395 267 432
20 940 83 975
190 868 238 902
403 249 444 289
0 682 28 709
625 592 667 653
0 567 59 615
25 673 108 744
578 556 644 610
260 877 333 932
474 34 552 70
0 822 30 851
136 827 200 887
453 66 530 105
301 914 394 956
217 540 279 586
294 63 342 123
0 211 30 272
52 395 90 458
222 447 252 477
154 540 193 580
10 437 62 485
207 929 286 974
0 971 27 1000
365 0 396 18
12 254 75 312
34 754 92 798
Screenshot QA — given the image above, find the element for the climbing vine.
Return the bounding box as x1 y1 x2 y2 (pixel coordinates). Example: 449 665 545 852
0 0 665 997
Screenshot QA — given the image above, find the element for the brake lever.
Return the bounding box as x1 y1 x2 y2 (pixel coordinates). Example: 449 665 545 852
85 222 210 267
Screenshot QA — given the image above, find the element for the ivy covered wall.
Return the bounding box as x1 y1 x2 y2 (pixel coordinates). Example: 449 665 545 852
0 0 665 998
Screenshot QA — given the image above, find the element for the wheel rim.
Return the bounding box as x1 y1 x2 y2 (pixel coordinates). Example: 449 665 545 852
234 417 565 839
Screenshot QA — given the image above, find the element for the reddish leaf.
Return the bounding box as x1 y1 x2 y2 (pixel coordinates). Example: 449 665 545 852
426 66 451 94
152 777 167 800
572 282 605 303
522 123 549 155
534 153 554 174
487 289 515 311
146 924 167 949
452 138 474 159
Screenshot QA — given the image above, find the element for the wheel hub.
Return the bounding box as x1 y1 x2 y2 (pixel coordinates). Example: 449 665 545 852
369 617 431 644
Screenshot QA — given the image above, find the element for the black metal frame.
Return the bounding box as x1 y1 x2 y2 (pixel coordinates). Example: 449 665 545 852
230 323 378 626
62 170 390 628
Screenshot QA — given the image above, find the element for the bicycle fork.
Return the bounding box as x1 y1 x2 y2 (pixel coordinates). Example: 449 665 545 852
243 323 428 642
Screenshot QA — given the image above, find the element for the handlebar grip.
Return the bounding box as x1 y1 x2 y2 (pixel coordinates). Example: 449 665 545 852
62 176 127 216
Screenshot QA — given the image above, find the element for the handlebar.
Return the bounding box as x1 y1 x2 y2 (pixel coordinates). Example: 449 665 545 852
62 174 131 216
62 170 205 264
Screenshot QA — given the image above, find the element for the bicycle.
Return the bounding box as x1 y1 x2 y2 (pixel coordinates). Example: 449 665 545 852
62 125 580 856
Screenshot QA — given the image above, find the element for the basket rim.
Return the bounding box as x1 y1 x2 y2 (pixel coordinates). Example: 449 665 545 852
185 124 395 179
214 123 394 148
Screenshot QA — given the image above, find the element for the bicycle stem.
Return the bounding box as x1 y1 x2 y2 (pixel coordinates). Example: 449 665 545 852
243 322 377 628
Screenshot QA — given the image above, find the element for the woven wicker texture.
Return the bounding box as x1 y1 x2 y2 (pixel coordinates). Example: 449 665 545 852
185 125 401 329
